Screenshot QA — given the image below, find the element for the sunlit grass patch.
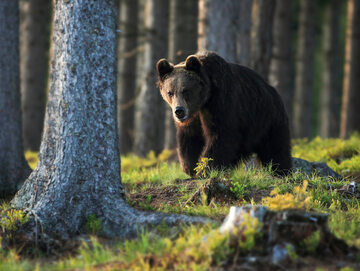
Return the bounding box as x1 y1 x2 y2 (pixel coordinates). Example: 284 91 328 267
121 149 175 172
57 224 231 271
262 180 313 211
0 249 34 271
292 134 360 175
122 162 187 186
328 204 360 248
24 150 39 170
161 202 230 221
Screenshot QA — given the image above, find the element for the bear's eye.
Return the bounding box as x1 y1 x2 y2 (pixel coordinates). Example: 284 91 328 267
168 91 173 97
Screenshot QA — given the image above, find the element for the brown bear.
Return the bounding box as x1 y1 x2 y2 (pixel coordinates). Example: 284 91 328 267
156 51 292 177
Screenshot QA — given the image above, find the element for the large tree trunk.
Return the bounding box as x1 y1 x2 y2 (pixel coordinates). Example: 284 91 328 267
0 1 31 197
319 0 341 138
292 0 317 138
20 0 51 151
11 0 206 239
198 0 240 62
117 0 138 154
250 0 276 80
134 0 169 156
237 0 252 66
269 0 293 119
340 0 360 139
164 0 198 150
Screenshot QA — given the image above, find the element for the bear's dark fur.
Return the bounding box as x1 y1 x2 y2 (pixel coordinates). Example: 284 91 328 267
156 51 292 177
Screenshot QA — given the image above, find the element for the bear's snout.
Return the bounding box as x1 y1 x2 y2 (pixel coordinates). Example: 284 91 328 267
174 106 187 121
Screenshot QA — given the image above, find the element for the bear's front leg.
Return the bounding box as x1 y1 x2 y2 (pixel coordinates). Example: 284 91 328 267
177 117 205 177
200 132 241 170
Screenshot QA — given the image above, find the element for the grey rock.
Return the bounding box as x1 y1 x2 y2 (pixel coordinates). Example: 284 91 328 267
292 157 343 180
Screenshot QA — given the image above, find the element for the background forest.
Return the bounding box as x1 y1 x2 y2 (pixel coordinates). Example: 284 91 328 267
18 0 360 156
1 0 360 270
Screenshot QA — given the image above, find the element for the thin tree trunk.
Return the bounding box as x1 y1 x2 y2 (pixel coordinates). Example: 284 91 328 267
250 0 276 80
165 0 198 150
198 0 240 62
237 0 252 66
340 0 360 139
20 0 51 152
11 0 207 239
134 0 169 156
117 0 138 154
320 0 341 138
0 1 31 198
269 0 293 118
292 0 317 138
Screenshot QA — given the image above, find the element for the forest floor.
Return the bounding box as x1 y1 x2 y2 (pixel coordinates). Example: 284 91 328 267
1 135 360 270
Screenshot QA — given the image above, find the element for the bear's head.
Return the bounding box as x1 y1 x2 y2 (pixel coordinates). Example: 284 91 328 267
156 55 210 125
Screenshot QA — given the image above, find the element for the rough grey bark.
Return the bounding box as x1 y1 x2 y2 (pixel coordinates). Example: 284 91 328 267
0 1 31 197
164 0 198 150
319 0 341 138
340 0 360 139
20 0 51 151
250 0 276 80
117 0 138 154
292 0 317 138
198 0 240 62
134 0 169 156
11 0 207 239
237 0 252 66
269 0 293 118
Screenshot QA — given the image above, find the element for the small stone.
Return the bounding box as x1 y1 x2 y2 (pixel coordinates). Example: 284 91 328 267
272 243 291 265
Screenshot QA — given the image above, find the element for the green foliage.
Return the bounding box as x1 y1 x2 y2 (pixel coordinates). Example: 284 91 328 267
286 243 299 261
236 213 262 251
262 180 313 211
0 249 34 271
0 209 28 233
230 182 248 199
85 214 102 235
194 157 213 178
292 134 360 175
58 224 230 270
302 230 321 253
121 149 175 173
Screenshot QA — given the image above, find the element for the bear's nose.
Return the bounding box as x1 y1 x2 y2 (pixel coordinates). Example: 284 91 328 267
175 106 186 119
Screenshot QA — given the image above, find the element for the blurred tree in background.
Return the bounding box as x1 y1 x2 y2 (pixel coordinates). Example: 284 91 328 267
20 0 51 152
164 0 198 150
340 0 360 139
117 0 138 154
0 1 31 197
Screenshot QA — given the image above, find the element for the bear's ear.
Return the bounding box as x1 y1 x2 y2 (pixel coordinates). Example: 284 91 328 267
185 55 202 73
156 58 173 81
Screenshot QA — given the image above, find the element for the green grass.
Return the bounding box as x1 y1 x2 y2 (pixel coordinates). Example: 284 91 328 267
16 135 360 270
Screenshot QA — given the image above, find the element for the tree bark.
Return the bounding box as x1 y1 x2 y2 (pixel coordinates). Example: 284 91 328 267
320 0 341 138
250 0 276 80
20 0 51 151
292 0 317 138
11 0 207 239
340 0 360 139
117 0 138 154
134 0 169 156
237 0 252 66
0 1 31 197
198 0 240 62
269 0 293 119
164 0 198 150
